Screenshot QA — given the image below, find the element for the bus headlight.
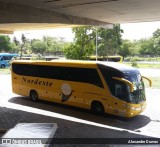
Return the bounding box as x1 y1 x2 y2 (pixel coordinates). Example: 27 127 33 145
122 104 141 110
127 105 136 110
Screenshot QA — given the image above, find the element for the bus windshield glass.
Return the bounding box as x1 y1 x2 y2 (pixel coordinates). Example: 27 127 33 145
99 66 145 104
124 73 145 104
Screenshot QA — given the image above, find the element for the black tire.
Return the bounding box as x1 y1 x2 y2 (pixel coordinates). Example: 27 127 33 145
1 64 5 68
91 101 104 114
30 90 39 102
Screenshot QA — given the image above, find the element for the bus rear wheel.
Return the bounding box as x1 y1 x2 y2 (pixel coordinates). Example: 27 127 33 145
91 101 104 114
30 90 39 102
1 64 5 68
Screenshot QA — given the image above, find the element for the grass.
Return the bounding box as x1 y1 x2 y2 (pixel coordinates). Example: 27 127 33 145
125 56 160 62
124 62 160 68
123 62 160 88
143 77 160 89
137 64 160 68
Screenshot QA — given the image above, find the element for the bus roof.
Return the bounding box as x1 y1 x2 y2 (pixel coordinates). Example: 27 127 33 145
12 60 139 74
12 60 98 68
0 53 18 56
98 61 139 74
0 53 10 54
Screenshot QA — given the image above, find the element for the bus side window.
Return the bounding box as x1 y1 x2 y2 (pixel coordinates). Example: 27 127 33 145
9 56 13 60
12 64 104 88
115 84 122 96
99 67 129 101
3 56 7 60
3 56 12 60
108 79 128 101
114 82 126 100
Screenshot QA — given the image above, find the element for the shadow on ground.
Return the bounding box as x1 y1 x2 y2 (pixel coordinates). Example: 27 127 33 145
0 105 152 140
8 96 151 132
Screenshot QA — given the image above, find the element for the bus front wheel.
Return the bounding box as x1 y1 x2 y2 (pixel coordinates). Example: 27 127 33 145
91 101 104 114
30 90 39 102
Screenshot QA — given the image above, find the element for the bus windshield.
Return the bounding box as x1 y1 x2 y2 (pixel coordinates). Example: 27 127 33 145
124 73 145 104
99 66 145 104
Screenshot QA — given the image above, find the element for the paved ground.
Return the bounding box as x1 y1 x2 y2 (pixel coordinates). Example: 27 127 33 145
139 68 160 77
0 73 160 146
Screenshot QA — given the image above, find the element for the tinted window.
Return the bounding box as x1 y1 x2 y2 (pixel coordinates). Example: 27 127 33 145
2 56 13 60
109 57 121 62
99 66 130 102
12 63 103 88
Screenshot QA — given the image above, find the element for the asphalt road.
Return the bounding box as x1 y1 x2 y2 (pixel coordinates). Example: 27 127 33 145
0 71 160 146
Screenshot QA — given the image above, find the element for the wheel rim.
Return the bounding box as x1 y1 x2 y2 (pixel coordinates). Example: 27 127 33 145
96 105 102 113
30 91 38 101
1 65 5 68
92 102 104 114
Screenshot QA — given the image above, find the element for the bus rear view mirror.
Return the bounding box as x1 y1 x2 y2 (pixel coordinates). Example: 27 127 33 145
141 76 152 87
112 77 134 92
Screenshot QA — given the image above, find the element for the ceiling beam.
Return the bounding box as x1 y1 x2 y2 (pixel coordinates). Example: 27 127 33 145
0 1 112 27
0 30 13 34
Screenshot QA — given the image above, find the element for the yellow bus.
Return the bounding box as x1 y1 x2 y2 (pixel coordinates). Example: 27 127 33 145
89 55 123 62
11 60 151 118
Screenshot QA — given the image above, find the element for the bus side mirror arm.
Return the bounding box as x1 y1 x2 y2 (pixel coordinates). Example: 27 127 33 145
112 77 134 92
141 76 152 87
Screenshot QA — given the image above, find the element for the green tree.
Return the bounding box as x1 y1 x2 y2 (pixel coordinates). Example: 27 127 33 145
153 29 160 38
63 43 80 59
118 40 132 59
130 40 141 55
42 36 65 55
138 38 155 55
63 25 123 60
153 36 160 55
12 37 20 53
13 37 20 46
0 35 12 52
31 39 47 54
152 29 160 55
64 26 95 60
98 24 123 57
19 34 27 59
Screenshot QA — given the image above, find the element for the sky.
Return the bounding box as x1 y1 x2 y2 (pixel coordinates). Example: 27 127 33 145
121 21 160 40
9 21 160 42
9 28 74 42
